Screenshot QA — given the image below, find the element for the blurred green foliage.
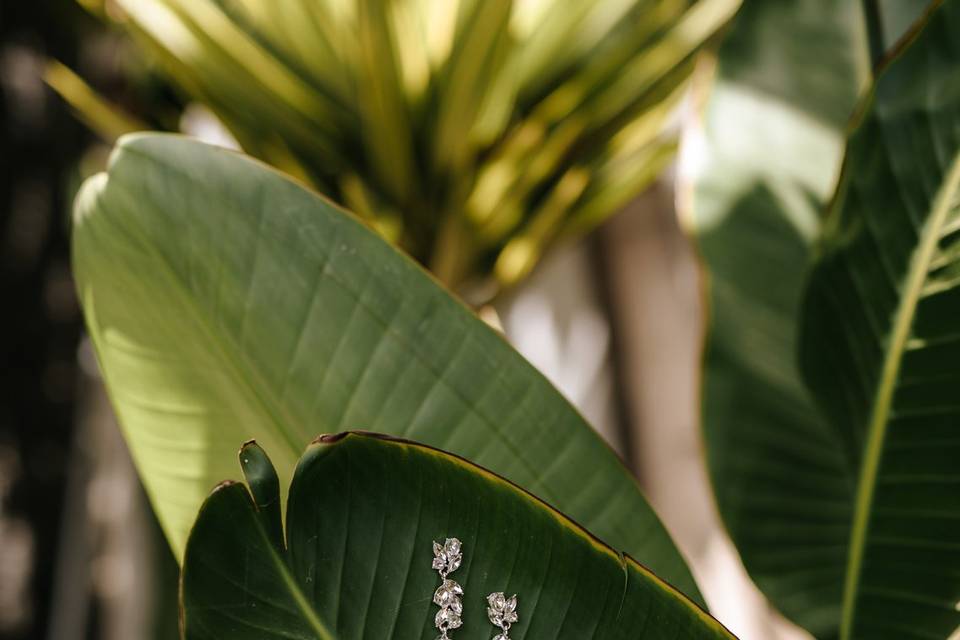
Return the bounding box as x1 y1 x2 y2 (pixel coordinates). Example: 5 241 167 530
63 0 739 299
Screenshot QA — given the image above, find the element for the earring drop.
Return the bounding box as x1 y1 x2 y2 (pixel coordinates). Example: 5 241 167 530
432 537 464 639
487 592 518 640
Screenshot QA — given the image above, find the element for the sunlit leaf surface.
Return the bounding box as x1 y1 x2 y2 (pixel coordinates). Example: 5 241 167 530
73 134 703 604
106 0 740 291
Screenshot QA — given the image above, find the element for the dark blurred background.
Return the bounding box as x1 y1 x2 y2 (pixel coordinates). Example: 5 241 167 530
0 2 179 638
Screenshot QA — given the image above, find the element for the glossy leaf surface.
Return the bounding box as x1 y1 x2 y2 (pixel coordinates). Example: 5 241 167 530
181 433 736 639
72 134 702 602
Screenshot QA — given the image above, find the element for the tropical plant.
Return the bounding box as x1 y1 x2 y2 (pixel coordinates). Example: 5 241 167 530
64 0 739 296
74 130 730 637
67 0 960 639
689 1 868 634
73 131 702 601
179 434 735 639
690 0 960 639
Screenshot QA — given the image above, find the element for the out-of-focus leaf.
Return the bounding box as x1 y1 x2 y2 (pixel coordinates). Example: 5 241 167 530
44 60 146 142
876 0 932 50
687 0 866 636
181 434 738 639
99 0 740 294
73 134 704 605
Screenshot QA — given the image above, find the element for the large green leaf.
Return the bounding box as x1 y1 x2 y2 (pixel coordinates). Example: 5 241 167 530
694 1 960 638
181 433 736 639
800 2 960 638
689 1 867 635
72 133 702 603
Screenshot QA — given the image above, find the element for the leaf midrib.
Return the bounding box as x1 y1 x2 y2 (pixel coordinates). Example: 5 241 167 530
100 169 307 458
182 484 334 640
839 149 960 639
251 499 334 640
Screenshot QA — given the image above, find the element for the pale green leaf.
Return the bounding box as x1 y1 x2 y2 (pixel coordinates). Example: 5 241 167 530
72 133 704 606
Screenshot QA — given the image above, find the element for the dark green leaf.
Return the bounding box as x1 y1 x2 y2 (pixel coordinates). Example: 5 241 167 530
801 2 960 637
689 1 866 635
181 432 737 639
694 2 960 637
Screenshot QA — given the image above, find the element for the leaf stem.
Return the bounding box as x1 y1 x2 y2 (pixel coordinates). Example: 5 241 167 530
861 0 886 70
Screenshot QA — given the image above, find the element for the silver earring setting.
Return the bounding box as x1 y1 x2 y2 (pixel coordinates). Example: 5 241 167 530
487 592 518 640
432 538 464 639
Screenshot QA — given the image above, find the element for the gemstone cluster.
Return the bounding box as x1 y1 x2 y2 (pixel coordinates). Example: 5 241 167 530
432 538 464 639
486 592 518 640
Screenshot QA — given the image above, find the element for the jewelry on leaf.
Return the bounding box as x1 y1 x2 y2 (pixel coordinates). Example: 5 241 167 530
487 592 518 640
432 537 464 639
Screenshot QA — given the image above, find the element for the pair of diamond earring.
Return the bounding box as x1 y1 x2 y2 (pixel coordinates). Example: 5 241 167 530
432 537 519 640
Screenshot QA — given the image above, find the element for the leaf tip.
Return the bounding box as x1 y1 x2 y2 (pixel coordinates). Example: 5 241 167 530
238 439 268 467
73 171 108 226
210 479 238 495
311 432 350 445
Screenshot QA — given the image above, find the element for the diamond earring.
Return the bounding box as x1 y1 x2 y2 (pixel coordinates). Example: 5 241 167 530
432 537 464 639
487 592 518 640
